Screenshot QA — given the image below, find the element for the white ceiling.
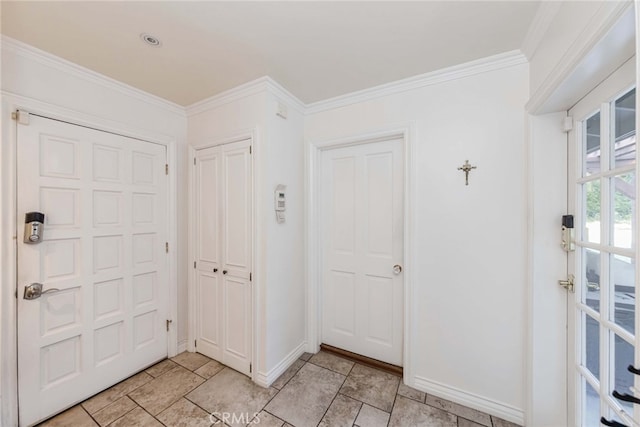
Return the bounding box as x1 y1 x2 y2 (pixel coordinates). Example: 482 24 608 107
1 1 540 106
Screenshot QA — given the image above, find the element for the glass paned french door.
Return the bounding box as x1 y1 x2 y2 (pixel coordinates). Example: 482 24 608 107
568 61 636 426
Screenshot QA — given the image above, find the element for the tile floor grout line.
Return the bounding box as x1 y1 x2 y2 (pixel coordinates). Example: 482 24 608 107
384 377 402 427
350 397 365 427
81 404 102 427
314 361 354 427
103 404 139 427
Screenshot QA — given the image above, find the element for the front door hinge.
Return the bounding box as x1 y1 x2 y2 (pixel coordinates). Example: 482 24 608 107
250 272 252 281
165 164 169 175
194 261 197 268
194 339 197 348
11 110 30 125
165 242 169 253
194 158 196 165
166 319 172 332
249 146 252 154
559 274 575 293
249 363 252 373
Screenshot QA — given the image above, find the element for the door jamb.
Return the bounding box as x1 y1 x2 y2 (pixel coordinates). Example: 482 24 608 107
187 129 258 382
305 122 416 385
1 93 180 427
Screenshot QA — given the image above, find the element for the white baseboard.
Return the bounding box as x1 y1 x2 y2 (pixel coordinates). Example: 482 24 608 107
254 341 307 388
177 340 188 354
413 375 524 426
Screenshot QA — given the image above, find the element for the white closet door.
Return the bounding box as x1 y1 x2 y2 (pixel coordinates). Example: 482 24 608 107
17 114 168 426
194 139 252 376
194 147 223 359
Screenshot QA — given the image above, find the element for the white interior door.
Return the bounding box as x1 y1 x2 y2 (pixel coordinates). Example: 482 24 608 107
320 138 404 366
194 139 252 376
567 58 637 426
17 114 168 426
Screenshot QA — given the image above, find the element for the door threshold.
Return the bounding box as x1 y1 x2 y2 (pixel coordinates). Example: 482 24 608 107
320 344 403 377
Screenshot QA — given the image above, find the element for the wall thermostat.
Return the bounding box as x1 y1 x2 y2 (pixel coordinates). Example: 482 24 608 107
275 185 286 224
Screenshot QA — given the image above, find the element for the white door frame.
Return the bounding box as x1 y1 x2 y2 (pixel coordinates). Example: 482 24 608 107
306 123 416 384
187 129 258 382
0 93 180 427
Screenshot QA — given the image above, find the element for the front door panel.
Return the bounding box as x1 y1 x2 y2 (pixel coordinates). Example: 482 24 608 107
17 115 168 426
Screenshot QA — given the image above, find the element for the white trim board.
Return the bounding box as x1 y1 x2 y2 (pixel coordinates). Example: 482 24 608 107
1 36 186 117
185 77 305 117
526 1 633 114
305 122 417 384
413 375 524 426
305 50 527 115
520 1 562 61
0 94 180 427
185 51 527 118
254 341 307 388
2 35 530 121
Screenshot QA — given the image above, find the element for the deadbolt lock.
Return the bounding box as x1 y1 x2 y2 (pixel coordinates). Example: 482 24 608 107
559 274 575 293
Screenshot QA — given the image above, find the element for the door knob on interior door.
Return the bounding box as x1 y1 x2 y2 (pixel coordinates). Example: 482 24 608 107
213 268 218 272
222 270 228 275
23 283 60 300
393 265 402 274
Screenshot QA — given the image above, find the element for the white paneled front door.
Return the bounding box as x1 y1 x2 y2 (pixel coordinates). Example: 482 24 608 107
194 139 252 376
16 114 168 426
321 138 404 366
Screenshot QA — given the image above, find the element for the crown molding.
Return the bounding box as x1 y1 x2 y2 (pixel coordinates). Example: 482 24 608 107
305 50 528 115
185 76 270 117
2 35 530 120
186 76 306 117
1 36 186 117
520 1 562 61
265 78 306 115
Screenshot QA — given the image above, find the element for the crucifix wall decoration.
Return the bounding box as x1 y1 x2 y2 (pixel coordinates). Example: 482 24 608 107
457 160 477 186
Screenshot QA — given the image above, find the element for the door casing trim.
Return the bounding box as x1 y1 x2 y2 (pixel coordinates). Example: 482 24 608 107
305 122 416 385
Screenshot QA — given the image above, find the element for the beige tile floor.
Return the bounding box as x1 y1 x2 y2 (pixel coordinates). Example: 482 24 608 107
39 351 521 427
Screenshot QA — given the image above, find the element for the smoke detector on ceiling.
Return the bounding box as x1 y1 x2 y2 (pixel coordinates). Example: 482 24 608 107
140 33 162 47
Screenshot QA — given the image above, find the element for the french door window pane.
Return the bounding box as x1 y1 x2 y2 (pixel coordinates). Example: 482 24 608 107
585 112 601 176
584 181 601 244
613 173 635 249
584 249 601 312
613 88 636 169
585 313 600 380
612 254 635 335
584 378 600 427
612 334 634 413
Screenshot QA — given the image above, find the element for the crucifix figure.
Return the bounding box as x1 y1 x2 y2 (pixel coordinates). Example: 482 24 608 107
457 160 477 186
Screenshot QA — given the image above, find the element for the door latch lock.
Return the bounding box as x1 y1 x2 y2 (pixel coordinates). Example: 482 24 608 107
559 274 575 293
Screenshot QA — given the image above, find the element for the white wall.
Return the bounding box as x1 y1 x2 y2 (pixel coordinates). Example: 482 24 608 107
526 112 568 427
263 92 306 371
187 83 306 383
0 38 188 426
305 63 529 421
